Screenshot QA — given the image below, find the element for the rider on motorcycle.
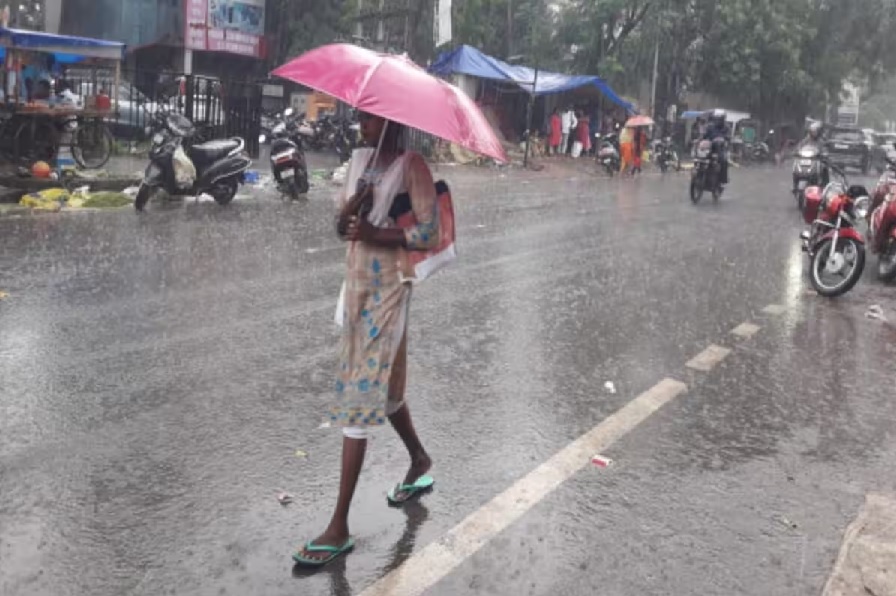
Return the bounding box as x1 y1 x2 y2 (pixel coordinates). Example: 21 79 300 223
795 121 829 189
702 109 730 185
799 121 824 149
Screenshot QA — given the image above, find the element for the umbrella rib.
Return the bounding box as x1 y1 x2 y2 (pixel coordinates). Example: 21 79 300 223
355 56 389 109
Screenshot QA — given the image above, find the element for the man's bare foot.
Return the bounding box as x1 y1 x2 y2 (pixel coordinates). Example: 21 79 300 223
402 452 432 487
297 526 350 562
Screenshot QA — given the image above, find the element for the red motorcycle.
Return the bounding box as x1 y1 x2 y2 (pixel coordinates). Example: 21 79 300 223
867 163 896 281
800 160 871 297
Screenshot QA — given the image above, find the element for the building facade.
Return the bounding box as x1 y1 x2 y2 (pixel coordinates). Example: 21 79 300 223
57 0 268 77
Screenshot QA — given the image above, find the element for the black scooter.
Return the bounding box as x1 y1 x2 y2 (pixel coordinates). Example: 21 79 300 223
135 105 251 211
260 108 311 200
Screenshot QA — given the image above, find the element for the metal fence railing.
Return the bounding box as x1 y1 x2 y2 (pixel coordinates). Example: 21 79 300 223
61 68 263 157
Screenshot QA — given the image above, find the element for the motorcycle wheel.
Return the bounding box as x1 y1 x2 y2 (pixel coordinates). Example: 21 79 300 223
878 237 896 282
709 171 720 202
210 178 238 206
603 162 615 177
809 237 866 297
296 170 310 195
135 184 152 211
690 174 703 204
659 160 668 173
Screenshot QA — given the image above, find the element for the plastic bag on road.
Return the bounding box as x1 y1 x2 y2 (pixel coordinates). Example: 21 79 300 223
173 145 196 190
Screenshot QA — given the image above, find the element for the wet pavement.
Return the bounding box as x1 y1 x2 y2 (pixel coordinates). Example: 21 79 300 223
1 164 895 596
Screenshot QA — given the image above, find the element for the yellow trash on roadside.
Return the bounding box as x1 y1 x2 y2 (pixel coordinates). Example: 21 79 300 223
19 188 70 211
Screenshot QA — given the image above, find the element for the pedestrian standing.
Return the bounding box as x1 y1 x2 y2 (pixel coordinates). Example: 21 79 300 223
619 125 635 175
561 107 577 155
549 108 562 155
632 127 647 174
294 111 438 567
577 112 592 157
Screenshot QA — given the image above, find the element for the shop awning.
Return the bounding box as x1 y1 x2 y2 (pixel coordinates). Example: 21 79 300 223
0 27 126 61
429 45 634 112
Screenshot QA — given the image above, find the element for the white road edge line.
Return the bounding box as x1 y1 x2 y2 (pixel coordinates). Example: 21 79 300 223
685 344 732 372
358 378 688 596
731 322 761 339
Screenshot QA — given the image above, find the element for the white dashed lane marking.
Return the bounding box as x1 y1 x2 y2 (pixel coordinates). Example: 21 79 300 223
358 378 689 596
731 322 761 339
685 344 732 372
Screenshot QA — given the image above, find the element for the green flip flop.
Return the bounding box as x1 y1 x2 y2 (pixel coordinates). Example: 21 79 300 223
387 474 435 506
292 537 355 567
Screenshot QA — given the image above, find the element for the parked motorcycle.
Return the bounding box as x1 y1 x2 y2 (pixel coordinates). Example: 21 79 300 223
800 160 871 297
595 132 620 176
866 155 896 281
135 105 251 211
792 142 828 211
744 137 771 163
690 138 725 203
310 115 358 162
652 137 681 173
260 108 311 200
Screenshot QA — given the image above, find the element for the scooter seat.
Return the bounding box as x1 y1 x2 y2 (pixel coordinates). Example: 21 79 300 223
189 138 243 164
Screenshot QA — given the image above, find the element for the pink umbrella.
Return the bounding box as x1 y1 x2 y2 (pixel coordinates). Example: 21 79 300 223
272 44 507 162
624 115 655 128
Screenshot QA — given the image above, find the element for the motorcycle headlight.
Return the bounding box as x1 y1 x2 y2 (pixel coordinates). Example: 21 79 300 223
854 196 871 219
821 182 845 210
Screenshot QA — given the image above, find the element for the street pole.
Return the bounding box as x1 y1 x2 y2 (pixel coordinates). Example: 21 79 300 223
650 34 659 119
523 62 538 168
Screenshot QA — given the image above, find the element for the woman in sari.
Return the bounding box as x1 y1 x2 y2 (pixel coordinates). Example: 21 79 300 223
294 112 439 566
619 125 635 175
577 112 591 156
548 108 562 155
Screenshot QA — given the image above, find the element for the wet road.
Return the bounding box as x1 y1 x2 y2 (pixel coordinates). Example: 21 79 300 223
1 165 895 596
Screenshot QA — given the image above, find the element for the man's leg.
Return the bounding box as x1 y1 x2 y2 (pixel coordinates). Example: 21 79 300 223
298 434 367 560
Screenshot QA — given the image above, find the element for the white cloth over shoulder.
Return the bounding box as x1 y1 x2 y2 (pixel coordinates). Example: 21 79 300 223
334 147 414 327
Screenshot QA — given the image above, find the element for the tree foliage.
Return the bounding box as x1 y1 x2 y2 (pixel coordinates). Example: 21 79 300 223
266 0 896 124
454 0 896 123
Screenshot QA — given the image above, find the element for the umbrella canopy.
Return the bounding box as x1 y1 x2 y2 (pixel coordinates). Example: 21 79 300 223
272 44 506 162
625 115 654 128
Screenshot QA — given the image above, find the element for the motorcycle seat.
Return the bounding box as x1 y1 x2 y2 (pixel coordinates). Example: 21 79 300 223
189 138 244 164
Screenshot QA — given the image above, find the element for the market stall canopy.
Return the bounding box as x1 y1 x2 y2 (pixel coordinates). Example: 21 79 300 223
0 27 126 61
428 44 634 112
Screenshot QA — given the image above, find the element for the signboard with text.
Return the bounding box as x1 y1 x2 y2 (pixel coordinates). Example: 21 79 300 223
185 0 266 59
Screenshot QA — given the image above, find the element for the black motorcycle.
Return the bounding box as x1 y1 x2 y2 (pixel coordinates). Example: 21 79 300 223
260 108 311 200
792 142 828 212
653 136 681 173
690 138 725 203
135 105 251 211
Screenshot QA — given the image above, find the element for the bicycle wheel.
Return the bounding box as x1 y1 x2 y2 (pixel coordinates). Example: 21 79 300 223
14 118 59 166
72 120 113 169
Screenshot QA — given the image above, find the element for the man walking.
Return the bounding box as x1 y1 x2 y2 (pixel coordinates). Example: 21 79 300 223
560 107 577 155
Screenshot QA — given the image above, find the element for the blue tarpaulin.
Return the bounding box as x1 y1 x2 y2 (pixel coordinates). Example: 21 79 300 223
429 45 634 112
0 27 126 61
